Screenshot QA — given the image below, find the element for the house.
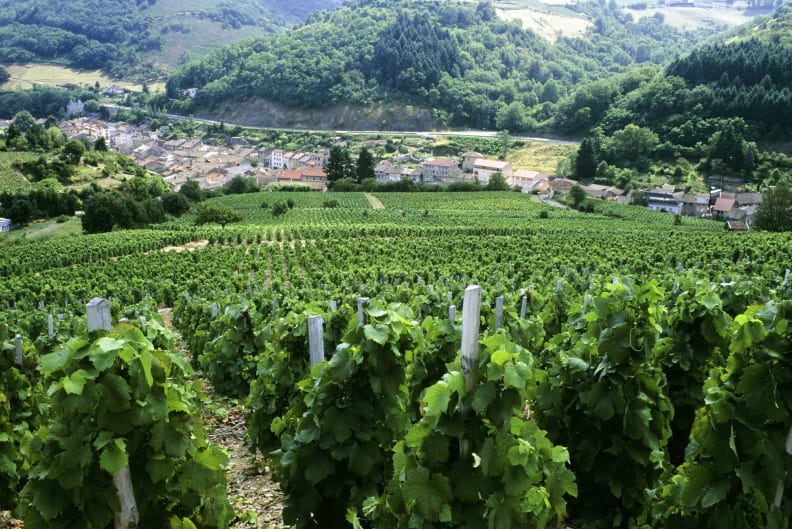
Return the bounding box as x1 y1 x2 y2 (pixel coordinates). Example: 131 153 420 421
461 152 484 172
101 86 125 97
676 193 710 217
402 167 423 184
0 218 12 232
644 188 682 214
472 159 512 185
712 197 736 219
584 183 623 201
511 169 549 191
735 192 763 208
549 178 579 195
270 149 285 169
421 158 459 183
375 160 394 183
277 168 327 191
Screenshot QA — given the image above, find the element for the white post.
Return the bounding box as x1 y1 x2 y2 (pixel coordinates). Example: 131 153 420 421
139 316 147 333
520 295 527 319
211 303 218 318
48 314 55 337
461 286 482 391
15 335 23 367
272 297 277 319
460 285 482 458
357 297 370 327
428 285 434 294
112 465 139 529
329 300 338 312
308 315 325 367
494 296 504 331
784 269 790 287
86 297 112 332
448 305 456 322
447 292 453 302
775 426 792 509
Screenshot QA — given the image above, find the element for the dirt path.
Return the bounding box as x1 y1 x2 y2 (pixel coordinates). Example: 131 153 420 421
365 193 385 209
158 308 286 529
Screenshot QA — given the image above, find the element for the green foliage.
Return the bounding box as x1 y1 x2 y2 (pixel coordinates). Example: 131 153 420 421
534 279 673 528
20 323 233 529
198 303 263 398
753 185 792 232
277 303 414 528
374 333 576 529
652 301 792 529
194 203 243 228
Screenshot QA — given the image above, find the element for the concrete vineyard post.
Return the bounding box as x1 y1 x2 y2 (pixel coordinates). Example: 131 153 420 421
211 303 218 318
308 315 325 367
48 314 55 337
15 334 23 367
449 305 456 322
494 296 504 331
357 297 370 327
85 298 139 529
460 285 482 458
520 295 527 319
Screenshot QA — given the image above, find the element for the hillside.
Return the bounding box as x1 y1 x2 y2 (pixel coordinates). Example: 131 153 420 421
0 0 342 80
165 0 730 131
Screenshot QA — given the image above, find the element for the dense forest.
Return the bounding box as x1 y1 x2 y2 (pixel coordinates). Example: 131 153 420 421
0 0 341 78
166 0 719 130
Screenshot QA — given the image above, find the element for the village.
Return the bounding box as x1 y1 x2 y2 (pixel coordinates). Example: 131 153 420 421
56 117 762 228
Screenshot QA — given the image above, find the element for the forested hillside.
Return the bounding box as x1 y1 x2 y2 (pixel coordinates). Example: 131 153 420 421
166 0 720 130
0 0 342 79
554 4 792 191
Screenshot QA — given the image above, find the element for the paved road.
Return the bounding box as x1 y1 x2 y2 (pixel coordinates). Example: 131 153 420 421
104 104 579 146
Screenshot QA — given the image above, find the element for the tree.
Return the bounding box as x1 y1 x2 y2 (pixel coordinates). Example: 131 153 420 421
0 66 9 84
62 139 86 166
12 111 35 133
82 192 124 234
326 146 353 183
226 176 260 194
94 137 108 152
355 147 375 183
8 198 33 227
485 172 510 191
194 204 242 228
611 124 659 170
162 192 191 216
753 186 792 232
574 138 597 181
569 184 588 208
179 180 204 202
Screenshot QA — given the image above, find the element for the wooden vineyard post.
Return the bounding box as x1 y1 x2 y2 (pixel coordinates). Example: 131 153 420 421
308 315 325 367
357 297 370 327
460 285 482 458
494 296 504 331
85 298 139 529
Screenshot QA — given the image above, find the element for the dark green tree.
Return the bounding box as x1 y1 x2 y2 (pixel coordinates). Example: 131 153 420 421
162 192 191 216
94 137 108 152
8 198 33 226
81 192 123 234
178 180 204 202
355 147 375 183
62 139 86 166
485 172 510 191
574 138 597 181
194 203 242 228
569 184 588 208
753 186 792 232
326 146 353 183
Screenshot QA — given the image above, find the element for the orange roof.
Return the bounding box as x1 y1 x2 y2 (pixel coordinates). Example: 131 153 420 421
301 168 326 178
714 197 736 212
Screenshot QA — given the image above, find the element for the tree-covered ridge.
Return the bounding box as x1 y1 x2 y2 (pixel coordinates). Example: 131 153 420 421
166 0 718 130
0 0 342 78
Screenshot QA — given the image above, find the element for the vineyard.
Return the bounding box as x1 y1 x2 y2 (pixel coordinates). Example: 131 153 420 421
1 191 791 528
0 152 37 194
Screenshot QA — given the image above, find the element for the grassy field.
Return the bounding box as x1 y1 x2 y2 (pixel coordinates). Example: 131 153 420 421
507 141 577 175
2 64 166 93
0 217 82 247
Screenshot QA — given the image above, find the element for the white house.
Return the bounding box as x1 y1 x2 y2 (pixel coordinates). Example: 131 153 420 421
472 159 512 185
270 149 284 169
0 218 12 232
421 158 459 183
